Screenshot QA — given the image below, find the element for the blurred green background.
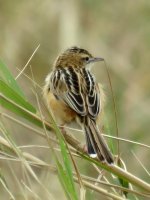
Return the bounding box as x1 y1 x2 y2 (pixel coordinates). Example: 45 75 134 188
0 0 150 199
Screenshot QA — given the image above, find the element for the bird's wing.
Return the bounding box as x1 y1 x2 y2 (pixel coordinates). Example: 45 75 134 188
50 67 100 118
50 67 87 116
81 68 100 119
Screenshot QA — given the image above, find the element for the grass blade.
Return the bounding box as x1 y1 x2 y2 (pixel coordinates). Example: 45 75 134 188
45 109 78 200
0 79 36 113
0 60 25 98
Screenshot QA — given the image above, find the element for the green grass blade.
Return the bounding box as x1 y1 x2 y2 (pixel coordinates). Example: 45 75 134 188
57 161 73 200
118 159 129 197
0 93 51 130
0 79 36 113
47 112 78 200
0 80 51 130
0 60 25 98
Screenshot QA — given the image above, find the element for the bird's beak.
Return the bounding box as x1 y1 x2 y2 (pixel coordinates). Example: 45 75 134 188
89 57 104 63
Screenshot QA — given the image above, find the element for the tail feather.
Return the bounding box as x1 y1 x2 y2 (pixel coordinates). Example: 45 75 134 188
84 118 113 164
84 126 105 161
85 127 95 155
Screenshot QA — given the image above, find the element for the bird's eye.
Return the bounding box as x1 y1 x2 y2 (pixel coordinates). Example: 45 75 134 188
84 57 89 61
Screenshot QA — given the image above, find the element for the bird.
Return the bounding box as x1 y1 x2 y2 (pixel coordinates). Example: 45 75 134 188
43 46 114 164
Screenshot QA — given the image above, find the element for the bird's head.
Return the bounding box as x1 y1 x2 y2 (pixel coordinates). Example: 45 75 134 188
53 46 104 69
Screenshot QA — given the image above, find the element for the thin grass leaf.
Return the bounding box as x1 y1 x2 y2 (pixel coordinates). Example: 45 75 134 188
0 60 25 98
21 181 42 200
0 79 36 113
46 110 78 200
0 121 54 200
15 44 40 80
67 143 85 200
0 169 8 189
60 139 77 198
104 60 120 157
132 150 150 177
0 93 51 131
78 152 150 192
57 160 74 200
117 158 129 197
0 173 15 200
38 116 76 200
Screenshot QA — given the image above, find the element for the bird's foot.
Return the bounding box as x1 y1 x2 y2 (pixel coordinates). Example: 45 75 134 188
59 124 66 135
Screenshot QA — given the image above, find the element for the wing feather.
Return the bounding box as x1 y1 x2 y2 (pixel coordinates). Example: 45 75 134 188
82 69 100 118
49 67 100 118
50 67 87 116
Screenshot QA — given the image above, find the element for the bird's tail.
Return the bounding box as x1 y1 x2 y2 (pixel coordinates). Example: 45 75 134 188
83 118 113 164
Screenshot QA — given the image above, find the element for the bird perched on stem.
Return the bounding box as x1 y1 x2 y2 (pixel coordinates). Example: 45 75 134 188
43 46 113 164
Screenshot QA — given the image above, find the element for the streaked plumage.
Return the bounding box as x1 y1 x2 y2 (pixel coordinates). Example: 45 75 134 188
44 46 113 164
